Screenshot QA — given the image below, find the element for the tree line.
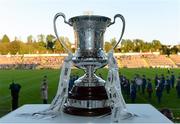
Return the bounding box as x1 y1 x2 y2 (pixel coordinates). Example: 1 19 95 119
0 34 179 55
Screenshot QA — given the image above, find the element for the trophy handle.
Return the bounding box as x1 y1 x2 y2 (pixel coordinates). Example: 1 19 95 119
53 12 73 54
107 14 125 50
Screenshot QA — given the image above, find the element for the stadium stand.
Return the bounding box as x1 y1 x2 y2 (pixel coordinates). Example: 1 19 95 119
170 55 180 67
0 54 66 69
0 53 180 69
116 55 148 68
144 55 176 68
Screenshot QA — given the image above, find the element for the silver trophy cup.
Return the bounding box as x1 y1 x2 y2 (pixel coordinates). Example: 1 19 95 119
54 13 125 116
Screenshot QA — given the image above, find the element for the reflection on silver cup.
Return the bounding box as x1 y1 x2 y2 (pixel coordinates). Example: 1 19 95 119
54 12 125 116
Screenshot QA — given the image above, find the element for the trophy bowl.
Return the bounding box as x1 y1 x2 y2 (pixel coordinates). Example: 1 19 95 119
54 13 125 116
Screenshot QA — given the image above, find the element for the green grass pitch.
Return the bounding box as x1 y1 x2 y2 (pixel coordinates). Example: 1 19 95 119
0 68 180 122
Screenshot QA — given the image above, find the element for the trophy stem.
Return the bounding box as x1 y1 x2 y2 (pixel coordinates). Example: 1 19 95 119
85 65 96 83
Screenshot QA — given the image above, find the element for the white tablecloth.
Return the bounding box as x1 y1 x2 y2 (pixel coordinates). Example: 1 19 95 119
0 104 172 123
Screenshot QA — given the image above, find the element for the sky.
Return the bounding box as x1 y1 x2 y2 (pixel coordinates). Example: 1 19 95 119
0 0 179 45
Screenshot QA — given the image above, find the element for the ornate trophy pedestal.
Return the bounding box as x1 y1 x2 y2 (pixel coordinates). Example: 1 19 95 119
63 86 111 116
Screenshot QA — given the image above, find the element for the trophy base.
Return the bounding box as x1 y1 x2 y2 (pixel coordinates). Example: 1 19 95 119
63 105 111 116
64 86 111 116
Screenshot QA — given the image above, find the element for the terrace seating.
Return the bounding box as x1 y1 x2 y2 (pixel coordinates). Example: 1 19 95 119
170 55 180 67
144 55 176 68
0 55 65 69
117 55 148 68
0 53 180 69
21 56 65 69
